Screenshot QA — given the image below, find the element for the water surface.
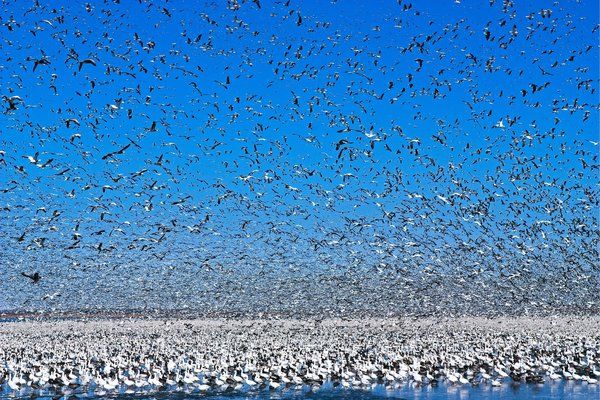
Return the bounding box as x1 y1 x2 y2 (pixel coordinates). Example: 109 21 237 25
3 381 598 400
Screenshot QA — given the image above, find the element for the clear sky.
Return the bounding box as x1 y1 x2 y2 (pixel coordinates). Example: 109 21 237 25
0 0 598 314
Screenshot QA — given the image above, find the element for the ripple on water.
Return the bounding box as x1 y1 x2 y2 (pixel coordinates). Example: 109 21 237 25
1 381 599 400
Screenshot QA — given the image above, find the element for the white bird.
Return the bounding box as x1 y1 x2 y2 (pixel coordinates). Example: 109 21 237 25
269 380 281 389
7 374 21 391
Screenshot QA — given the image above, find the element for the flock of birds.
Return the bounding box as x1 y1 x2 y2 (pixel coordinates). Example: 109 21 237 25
0 1 598 398
1 318 599 396
0 0 598 315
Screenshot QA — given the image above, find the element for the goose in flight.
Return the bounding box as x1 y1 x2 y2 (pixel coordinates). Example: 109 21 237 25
78 58 97 71
21 272 41 283
2 95 23 111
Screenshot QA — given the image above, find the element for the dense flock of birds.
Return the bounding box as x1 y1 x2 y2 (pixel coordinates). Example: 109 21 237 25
0 0 598 315
1 318 599 396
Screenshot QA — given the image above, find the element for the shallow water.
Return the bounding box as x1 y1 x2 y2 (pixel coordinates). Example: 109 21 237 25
2 381 598 400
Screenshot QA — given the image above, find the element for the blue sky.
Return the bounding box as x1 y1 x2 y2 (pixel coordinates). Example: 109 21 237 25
0 0 598 313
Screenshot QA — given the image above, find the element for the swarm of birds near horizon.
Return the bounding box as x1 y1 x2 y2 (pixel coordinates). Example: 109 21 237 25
0 0 598 315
